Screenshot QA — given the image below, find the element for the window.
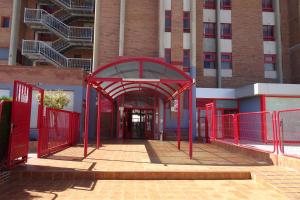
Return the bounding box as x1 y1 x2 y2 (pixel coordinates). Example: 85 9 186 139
221 53 232 69
165 10 172 32
0 48 9 60
262 0 273 12
204 0 216 9
1 17 10 28
183 49 190 67
165 48 171 64
183 12 190 33
204 52 216 69
204 22 216 38
263 25 275 41
221 23 232 39
221 0 231 10
264 55 276 71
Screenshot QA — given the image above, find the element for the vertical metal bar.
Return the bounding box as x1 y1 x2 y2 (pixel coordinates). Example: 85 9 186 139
177 94 181 150
97 92 101 149
84 84 91 157
111 101 114 139
189 88 193 159
163 102 166 140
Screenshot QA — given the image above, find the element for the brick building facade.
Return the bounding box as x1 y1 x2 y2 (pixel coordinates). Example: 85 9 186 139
0 0 300 140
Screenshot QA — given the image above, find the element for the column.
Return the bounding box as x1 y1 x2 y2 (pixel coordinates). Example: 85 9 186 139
8 0 21 65
92 0 101 71
119 0 126 56
274 0 283 83
159 0 165 57
216 0 222 88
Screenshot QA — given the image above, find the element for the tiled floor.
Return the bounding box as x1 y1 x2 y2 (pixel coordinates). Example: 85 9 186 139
0 179 289 200
24 140 271 172
7 140 300 199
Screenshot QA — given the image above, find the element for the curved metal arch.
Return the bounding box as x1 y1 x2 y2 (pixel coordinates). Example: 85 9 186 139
89 57 193 82
107 82 173 97
112 87 170 99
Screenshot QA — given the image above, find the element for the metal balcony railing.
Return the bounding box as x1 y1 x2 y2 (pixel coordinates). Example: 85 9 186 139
24 8 93 42
22 40 91 71
51 0 94 11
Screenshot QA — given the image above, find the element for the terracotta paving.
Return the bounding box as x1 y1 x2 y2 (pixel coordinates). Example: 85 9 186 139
3 140 300 199
0 179 289 200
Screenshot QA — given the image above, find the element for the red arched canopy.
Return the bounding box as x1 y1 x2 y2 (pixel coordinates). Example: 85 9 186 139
87 57 193 101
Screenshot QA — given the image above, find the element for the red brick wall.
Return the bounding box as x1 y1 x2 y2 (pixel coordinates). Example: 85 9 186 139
288 0 300 83
124 0 159 58
0 65 86 86
97 0 120 67
0 0 12 48
171 0 183 65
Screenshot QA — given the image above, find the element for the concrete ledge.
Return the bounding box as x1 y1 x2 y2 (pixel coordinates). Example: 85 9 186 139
11 170 252 180
211 141 275 165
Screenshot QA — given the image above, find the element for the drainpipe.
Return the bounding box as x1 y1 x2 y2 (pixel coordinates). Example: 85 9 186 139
119 0 126 56
8 0 21 65
216 0 222 88
274 0 283 83
92 0 101 71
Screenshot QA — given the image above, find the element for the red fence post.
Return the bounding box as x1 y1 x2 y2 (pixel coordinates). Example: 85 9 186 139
84 84 91 158
177 94 181 150
188 88 193 159
233 114 239 145
97 93 101 149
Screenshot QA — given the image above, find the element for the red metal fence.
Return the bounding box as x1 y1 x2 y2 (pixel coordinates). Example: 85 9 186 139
207 108 300 158
38 108 80 158
277 109 300 159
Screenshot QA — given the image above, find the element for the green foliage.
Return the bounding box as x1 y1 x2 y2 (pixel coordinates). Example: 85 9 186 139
39 91 71 110
0 96 12 102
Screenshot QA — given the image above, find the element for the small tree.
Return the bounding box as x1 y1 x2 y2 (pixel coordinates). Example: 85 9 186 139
0 96 12 102
42 91 71 110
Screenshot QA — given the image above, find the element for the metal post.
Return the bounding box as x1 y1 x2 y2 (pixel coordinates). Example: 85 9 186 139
84 84 91 157
177 94 181 150
111 101 114 139
92 0 101 71
163 103 166 136
96 92 101 149
189 88 193 159
119 0 126 56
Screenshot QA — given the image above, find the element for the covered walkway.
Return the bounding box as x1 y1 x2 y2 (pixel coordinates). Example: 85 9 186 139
84 57 194 158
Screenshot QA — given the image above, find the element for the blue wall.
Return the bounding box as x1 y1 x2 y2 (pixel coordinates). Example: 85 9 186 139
239 96 261 113
0 83 84 140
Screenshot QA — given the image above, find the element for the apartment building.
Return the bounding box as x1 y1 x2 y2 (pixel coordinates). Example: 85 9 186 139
0 0 300 140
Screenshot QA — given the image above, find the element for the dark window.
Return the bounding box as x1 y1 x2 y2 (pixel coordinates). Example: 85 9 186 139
204 52 216 69
0 48 9 60
74 55 82 58
183 49 190 67
263 25 275 41
221 0 231 10
262 0 273 12
204 22 216 38
204 0 216 9
221 23 232 39
1 17 10 28
221 53 232 69
183 12 190 33
264 55 276 71
165 10 172 32
165 48 171 64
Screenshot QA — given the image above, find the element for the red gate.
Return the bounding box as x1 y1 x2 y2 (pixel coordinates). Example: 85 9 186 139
7 81 33 169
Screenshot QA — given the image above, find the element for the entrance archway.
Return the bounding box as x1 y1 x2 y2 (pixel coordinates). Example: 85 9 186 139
84 57 194 158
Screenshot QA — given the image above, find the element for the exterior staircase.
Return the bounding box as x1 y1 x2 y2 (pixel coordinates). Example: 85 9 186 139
49 0 94 13
24 8 93 43
22 40 92 71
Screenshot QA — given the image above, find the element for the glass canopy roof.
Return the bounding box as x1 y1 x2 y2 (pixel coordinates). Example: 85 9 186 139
88 57 193 101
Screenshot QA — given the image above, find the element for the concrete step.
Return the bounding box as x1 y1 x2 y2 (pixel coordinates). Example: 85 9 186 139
11 170 251 181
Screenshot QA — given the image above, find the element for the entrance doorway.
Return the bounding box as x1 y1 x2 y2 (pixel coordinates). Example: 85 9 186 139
124 108 154 140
